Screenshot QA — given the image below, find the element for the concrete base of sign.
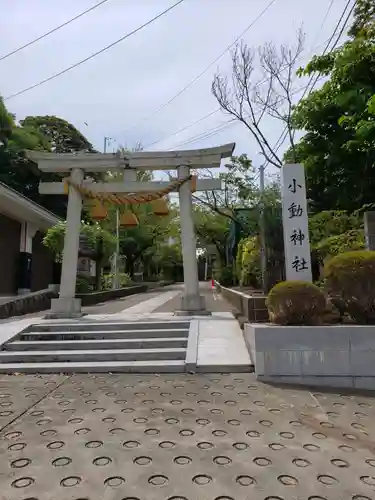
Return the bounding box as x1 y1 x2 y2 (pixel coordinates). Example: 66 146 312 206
244 323 375 390
45 298 85 319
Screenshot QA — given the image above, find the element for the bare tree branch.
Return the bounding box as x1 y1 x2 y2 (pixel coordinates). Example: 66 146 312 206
211 29 305 168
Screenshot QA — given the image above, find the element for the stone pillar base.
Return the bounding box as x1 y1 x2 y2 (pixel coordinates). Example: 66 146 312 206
174 309 212 316
44 298 85 319
174 294 211 316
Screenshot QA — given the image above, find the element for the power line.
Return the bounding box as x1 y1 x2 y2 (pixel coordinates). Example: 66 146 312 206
308 0 336 56
306 0 356 95
260 0 356 173
147 61 295 150
301 0 354 98
169 119 237 149
147 67 322 151
0 0 110 62
4 0 185 101
124 0 278 135
164 80 323 151
146 25 336 152
144 107 221 149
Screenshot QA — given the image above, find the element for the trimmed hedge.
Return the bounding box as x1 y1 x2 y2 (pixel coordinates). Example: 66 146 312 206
267 280 326 325
324 250 375 324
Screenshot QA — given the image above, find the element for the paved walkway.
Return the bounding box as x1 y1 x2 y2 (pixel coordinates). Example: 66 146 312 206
0 285 182 323
154 282 237 314
1 372 375 499
1 282 234 323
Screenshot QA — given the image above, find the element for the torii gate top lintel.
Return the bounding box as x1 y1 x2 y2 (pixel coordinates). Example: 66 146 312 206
26 142 235 173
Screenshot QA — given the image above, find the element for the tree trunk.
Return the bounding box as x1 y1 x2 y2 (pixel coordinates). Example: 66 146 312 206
95 257 103 291
125 258 135 278
95 238 104 291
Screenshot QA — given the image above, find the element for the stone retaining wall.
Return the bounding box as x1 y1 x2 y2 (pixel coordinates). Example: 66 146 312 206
215 283 268 322
0 289 58 319
77 285 148 306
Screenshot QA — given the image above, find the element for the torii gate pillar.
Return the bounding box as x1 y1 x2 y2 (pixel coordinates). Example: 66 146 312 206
48 168 84 318
175 165 208 316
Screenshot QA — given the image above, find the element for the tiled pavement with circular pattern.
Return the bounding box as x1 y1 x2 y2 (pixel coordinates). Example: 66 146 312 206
1 373 375 499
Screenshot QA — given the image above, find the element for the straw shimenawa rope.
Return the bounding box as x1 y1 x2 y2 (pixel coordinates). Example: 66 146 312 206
65 175 193 206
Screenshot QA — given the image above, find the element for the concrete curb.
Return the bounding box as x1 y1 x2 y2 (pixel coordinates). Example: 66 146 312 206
185 319 199 372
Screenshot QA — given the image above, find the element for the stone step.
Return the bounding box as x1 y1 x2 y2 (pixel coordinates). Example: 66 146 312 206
0 348 186 363
0 360 186 373
24 321 190 333
5 337 188 351
19 328 189 341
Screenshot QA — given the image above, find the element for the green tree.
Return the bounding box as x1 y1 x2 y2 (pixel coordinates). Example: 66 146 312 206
194 154 278 232
349 0 375 38
0 97 64 213
107 200 178 278
285 5 375 212
153 243 183 281
0 101 98 216
194 207 231 265
43 221 116 263
309 210 362 246
43 221 116 290
20 115 95 153
0 96 13 147
194 155 256 217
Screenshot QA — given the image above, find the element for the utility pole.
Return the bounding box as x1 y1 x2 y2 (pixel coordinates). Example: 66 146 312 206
259 163 268 294
104 137 120 290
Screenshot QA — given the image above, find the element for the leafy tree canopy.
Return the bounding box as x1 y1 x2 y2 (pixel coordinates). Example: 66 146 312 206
349 0 375 39
194 206 231 264
20 115 95 153
43 221 116 263
285 2 375 213
309 210 362 247
0 100 96 217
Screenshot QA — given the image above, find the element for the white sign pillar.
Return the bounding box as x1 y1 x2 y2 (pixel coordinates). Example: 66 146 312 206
177 165 207 314
48 168 84 318
281 163 312 282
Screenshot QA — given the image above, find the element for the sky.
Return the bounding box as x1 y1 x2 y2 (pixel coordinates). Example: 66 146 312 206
1 0 351 179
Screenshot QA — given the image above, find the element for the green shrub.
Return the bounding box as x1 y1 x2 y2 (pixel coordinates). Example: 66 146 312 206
213 265 234 287
324 250 375 324
309 210 362 246
267 280 326 325
235 238 246 282
240 236 261 288
316 229 365 262
76 275 93 293
101 272 131 290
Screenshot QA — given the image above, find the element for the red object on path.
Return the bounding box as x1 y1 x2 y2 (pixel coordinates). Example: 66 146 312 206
211 279 215 289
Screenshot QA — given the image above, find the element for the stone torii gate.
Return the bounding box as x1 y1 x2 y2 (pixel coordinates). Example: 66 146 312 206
28 143 235 318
